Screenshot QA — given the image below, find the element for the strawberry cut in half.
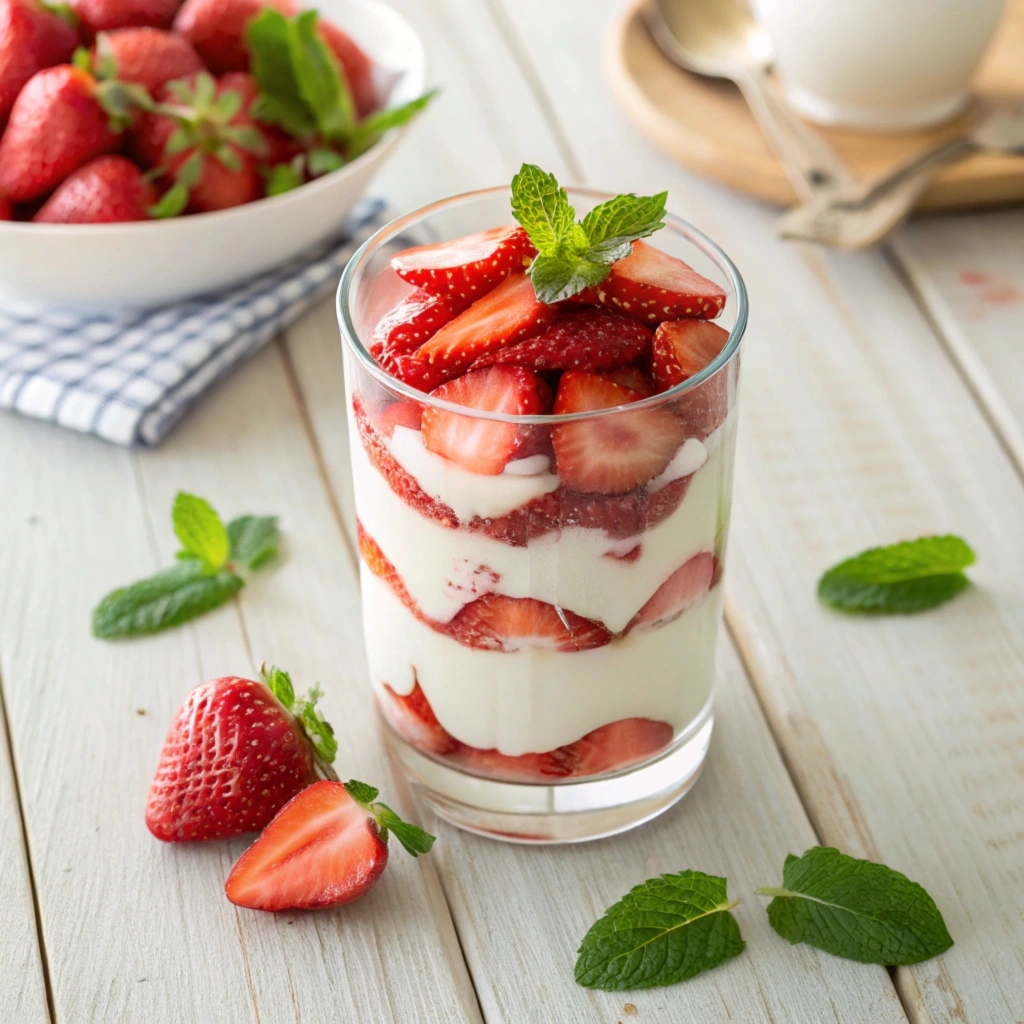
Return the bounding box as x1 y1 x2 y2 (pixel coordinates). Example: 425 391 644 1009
470 308 651 373
380 679 459 756
421 365 548 475
446 594 611 653
145 666 337 842
416 272 557 378
357 519 432 626
598 365 656 397
370 288 465 360
391 224 533 301
651 319 730 392
225 779 435 912
588 240 726 323
627 551 716 634
551 371 687 495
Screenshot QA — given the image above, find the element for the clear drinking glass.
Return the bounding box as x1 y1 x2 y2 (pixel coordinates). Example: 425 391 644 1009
337 187 747 843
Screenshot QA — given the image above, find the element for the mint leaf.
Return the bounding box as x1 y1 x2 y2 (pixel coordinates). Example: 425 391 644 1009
172 492 230 573
347 89 438 158
510 163 577 256
580 191 667 262
510 164 669 304
344 779 380 806
227 515 279 570
575 871 744 990
818 535 975 614
92 562 242 639
372 802 436 856
291 9 354 142
247 8 318 139
757 847 953 965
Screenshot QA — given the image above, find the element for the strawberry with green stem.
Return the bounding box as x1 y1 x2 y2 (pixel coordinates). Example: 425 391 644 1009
33 153 169 222
71 0 181 37
90 26 204 93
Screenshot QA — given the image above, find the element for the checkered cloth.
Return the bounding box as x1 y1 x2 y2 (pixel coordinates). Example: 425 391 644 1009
0 198 387 447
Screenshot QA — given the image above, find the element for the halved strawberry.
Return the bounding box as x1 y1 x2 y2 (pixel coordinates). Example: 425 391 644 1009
370 288 465 360
353 396 459 527
457 717 673 782
627 552 715 634
380 680 459 756
416 272 557 377
651 319 730 392
588 240 726 323
225 779 435 911
551 371 687 494
598 365 655 397
391 224 532 301
357 520 427 623
446 594 611 652
421 365 547 475
470 309 651 372
377 401 423 436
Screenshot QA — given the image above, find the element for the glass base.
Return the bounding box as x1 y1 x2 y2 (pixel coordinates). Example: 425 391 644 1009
383 702 714 844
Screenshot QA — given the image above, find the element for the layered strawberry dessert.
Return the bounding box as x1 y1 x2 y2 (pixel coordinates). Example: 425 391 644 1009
345 170 739 786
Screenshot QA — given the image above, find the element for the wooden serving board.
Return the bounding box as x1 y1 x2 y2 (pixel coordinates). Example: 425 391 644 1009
608 0 1024 210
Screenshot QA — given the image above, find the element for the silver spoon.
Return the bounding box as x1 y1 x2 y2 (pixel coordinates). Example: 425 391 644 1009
778 105 1024 247
646 0 853 201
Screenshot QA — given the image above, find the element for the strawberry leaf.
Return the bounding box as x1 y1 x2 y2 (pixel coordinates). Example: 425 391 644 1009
344 779 380 806
263 157 306 195
346 90 438 158
307 147 343 176
172 491 229 573
372 803 436 857
292 684 337 764
149 182 189 219
92 562 243 639
227 515 279 569
262 664 296 707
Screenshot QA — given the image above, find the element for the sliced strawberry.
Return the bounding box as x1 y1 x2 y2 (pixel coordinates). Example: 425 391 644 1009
416 272 556 377
391 224 532 300
551 371 687 494
377 401 423 436
446 594 611 652
598 365 655 397
471 309 651 372
457 717 673 782
627 552 715 634
421 365 546 475
353 395 459 528
225 781 388 911
589 240 726 323
370 288 464 360
380 680 459 756
651 319 730 392
378 349 449 394
357 520 428 623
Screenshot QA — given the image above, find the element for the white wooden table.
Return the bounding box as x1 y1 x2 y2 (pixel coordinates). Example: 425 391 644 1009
3 2 1024 1021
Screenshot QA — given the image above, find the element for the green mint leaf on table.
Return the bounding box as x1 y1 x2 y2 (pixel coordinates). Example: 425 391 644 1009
227 515 279 570
172 491 230 573
757 847 953 966
818 535 975 614
92 562 242 639
575 871 744 991
511 163 668 304
262 666 337 763
343 781 437 856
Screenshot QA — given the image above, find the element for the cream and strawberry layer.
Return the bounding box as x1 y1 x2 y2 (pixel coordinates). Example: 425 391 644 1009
348 393 737 762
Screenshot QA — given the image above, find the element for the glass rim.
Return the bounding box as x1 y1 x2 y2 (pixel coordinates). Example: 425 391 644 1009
337 185 748 425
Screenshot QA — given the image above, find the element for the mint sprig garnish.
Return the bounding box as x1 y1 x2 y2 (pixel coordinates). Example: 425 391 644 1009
92 492 280 639
757 847 953 965
511 163 667 303
246 8 435 170
343 780 436 857
818 534 975 614
574 871 744 990
262 664 337 764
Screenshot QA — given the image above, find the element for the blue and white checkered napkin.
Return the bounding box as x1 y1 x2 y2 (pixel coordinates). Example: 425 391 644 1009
0 198 387 447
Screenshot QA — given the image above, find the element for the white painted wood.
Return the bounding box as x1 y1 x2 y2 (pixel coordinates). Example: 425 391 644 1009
0 685 49 1023
0 355 481 1023
891 212 1024 475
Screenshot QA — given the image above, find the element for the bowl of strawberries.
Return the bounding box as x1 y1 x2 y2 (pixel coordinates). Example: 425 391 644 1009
0 0 428 309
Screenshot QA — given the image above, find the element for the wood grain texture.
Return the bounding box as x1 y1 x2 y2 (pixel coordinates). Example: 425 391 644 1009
0 351 481 1024
0 674 49 1023
609 0 1024 210
488 1 1024 1022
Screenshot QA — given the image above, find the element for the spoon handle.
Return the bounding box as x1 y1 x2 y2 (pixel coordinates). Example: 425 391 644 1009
736 66 853 201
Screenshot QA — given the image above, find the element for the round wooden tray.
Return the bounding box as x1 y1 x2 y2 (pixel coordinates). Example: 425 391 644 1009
608 0 1024 211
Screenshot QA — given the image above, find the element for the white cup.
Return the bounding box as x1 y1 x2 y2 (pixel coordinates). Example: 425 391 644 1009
749 0 1009 131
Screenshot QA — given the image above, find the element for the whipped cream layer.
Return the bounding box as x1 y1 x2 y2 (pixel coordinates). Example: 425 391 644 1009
349 406 737 633
361 567 721 755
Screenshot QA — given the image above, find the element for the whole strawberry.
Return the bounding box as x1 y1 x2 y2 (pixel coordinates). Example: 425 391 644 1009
33 154 157 222
95 26 203 92
0 62 148 203
173 0 293 74
0 194 11 219
0 0 80 122
146 665 337 842
71 0 181 36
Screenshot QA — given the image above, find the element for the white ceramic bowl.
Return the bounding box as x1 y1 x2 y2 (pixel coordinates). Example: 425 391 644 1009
0 0 425 311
